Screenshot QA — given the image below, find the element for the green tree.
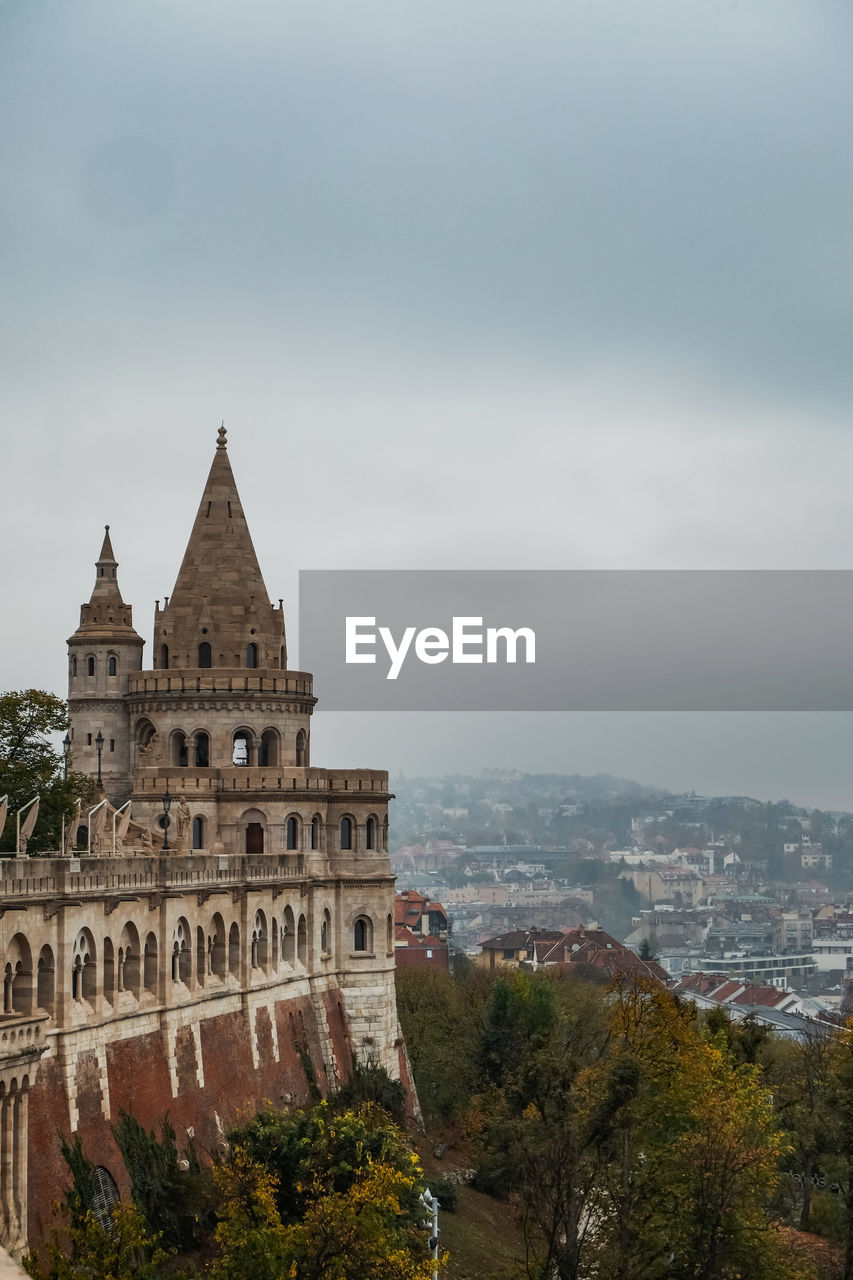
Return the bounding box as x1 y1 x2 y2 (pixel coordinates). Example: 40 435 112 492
230 1100 422 1226
0 689 96 853
209 1140 438 1280
23 1199 171 1280
111 1110 212 1250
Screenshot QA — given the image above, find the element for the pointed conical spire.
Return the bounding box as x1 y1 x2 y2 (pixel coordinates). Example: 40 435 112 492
168 425 269 605
68 526 142 643
154 427 286 670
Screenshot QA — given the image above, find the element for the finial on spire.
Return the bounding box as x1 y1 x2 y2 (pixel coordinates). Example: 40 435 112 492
217 422 227 450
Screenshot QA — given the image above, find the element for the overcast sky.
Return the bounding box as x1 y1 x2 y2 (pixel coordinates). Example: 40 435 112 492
3 0 853 808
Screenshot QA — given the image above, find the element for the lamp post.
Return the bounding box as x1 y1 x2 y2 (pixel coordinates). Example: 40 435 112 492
62 732 71 781
161 788 172 852
95 730 104 789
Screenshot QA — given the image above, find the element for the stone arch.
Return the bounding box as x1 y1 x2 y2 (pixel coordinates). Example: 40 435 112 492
320 907 332 957
271 915 279 969
86 655 95 677
143 932 158 997
36 944 55 1017
194 730 210 768
196 926 206 988
311 813 322 851
108 653 118 677
282 906 295 964
103 937 115 1007
228 922 240 977
252 910 269 971
172 917 191 983
258 728 279 767
365 815 378 851
246 642 259 668
232 727 254 767
353 916 373 953
210 912 226 979
295 729 307 767
5 934 33 1017
241 807 267 855
119 922 141 999
71 655 78 677
192 815 205 850
135 717 157 755
171 730 189 768
386 913 394 954
297 914 307 965
72 929 97 1005
198 641 212 668
340 815 355 851
285 814 300 851
159 643 169 670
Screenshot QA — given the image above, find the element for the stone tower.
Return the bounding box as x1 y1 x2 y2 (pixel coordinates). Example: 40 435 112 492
0 427 403 1261
67 526 144 800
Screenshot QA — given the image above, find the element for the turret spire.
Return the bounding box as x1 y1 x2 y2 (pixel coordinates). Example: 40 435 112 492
154 430 286 669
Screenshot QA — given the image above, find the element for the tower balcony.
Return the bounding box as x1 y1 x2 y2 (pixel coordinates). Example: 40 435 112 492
126 668 315 700
131 766 391 799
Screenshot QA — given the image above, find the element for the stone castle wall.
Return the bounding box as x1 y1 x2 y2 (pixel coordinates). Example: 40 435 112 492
0 850 400 1254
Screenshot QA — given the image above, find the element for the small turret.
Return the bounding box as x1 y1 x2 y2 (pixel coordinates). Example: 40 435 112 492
67 527 143 803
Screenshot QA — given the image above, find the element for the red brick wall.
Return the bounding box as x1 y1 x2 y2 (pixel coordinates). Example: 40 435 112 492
26 992 355 1249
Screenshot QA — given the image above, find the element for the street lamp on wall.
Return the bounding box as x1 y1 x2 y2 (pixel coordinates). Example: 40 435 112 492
161 788 172 852
95 730 104 789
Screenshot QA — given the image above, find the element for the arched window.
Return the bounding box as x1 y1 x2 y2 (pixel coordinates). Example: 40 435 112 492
172 918 191 984
295 730 307 767
258 729 278 767
143 933 157 997
366 817 376 850
108 656 117 677
386 913 394 954
37 944 55 1017
91 1168 120 1233
233 730 251 766
321 908 331 956
71 656 78 677
286 816 299 850
198 641 212 668
280 645 285 669
87 656 95 677
252 911 268 970
353 917 372 953
120 923 140 999
282 906 296 964
210 914 226 979
160 644 169 670
172 731 188 768
311 815 321 851
194 731 210 768
103 938 115 1007
340 817 353 851
246 643 258 669
297 914 307 965
192 816 204 850
228 922 240 976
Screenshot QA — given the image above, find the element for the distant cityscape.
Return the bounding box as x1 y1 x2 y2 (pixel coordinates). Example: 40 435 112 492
390 770 853 1022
